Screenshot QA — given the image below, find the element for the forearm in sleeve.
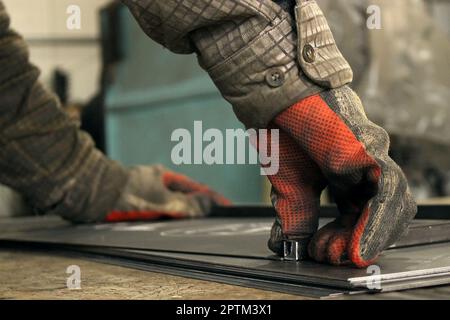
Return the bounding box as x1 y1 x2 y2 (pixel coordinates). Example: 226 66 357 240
0 2 129 222
121 0 325 128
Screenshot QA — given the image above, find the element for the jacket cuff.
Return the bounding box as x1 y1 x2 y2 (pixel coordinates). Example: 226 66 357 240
204 16 323 128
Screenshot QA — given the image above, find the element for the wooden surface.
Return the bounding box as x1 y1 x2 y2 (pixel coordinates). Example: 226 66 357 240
1 249 450 300
0 249 305 300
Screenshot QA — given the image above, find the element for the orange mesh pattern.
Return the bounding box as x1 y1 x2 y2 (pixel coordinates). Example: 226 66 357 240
162 171 232 206
105 210 185 222
261 129 326 238
272 94 381 266
274 95 381 189
105 171 231 223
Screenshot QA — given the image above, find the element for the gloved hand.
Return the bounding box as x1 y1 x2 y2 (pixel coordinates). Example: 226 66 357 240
119 0 417 268
105 165 231 222
265 87 417 268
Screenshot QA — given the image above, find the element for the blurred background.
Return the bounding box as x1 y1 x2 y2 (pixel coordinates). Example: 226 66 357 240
1 0 449 216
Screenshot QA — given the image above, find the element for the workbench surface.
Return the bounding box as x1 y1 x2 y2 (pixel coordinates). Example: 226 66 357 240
1 249 449 300
0 249 302 300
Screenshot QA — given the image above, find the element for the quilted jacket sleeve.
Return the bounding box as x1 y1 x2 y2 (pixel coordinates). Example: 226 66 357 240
121 0 352 128
121 0 277 55
0 2 129 222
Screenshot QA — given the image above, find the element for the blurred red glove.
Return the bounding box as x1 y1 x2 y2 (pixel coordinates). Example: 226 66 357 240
264 87 417 268
105 165 231 222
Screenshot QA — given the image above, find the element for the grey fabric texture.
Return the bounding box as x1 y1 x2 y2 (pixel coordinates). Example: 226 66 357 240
113 165 215 219
0 2 129 222
121 0 351 128
295 0 353 88
320 86 417 261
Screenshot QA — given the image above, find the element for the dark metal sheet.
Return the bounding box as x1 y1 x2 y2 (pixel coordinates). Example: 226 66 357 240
210 205 450 220
75 249 348 298
1 216 450 259
1 215 450 297
112 243 450 291
1 216 449 288
0 215 69 233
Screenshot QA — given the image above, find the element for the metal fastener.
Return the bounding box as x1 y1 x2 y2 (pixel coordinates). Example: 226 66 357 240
265 68 285 87
283 240 300 261
303 44 316 63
